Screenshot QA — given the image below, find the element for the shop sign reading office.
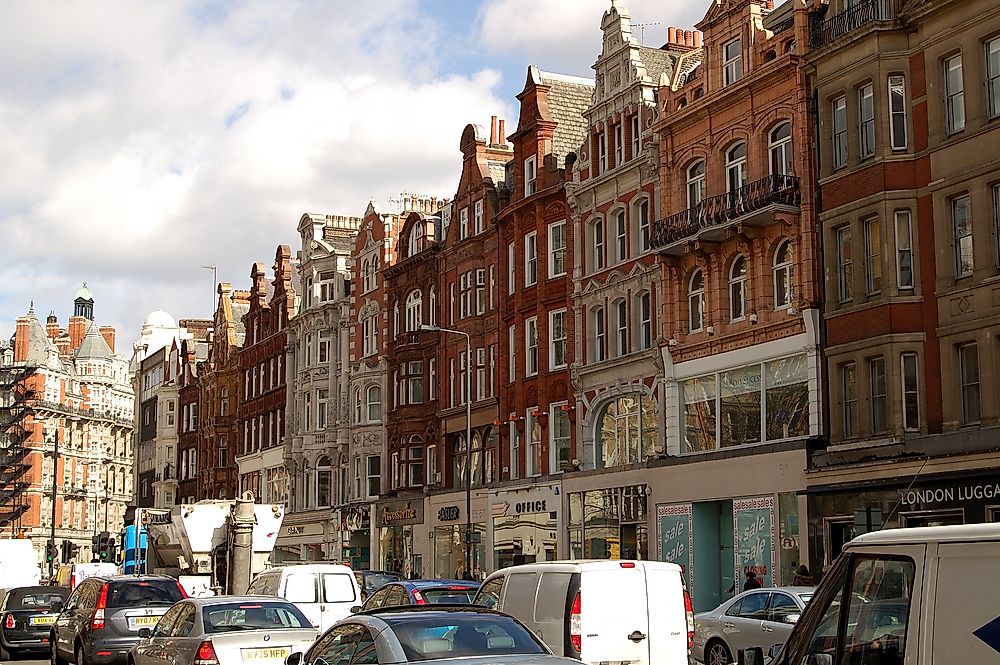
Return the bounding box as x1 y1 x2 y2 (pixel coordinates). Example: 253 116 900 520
901 482 1000 506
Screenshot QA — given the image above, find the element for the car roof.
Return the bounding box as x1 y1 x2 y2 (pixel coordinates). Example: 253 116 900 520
357 604 506 617
261 563 354 574
84 575 176 583
850 523 1000 546
487 559 682 577
402 580 478 589
185 595 299 607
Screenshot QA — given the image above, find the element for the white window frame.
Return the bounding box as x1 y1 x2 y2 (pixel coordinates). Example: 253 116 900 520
526 408 541 477
614 299 628 357
832 95 848 169
842 361 858 439
614 123 624 167
637 198 650 252
598 132 607 174
952 194 973 278
900 352 920 432
895 211 914 289
509 418 520 481
592 219 605 272
366 385 381 422
631 114 640 158
549 402 571 474
774 240 794 308
726 142 747 193
988 37 1000 119
614 209 627 263
362 314 377 357
507 242 516 295
768 122 792 176
524 155 537 197
723 38 743 85
405 290 422 331
859 83 875 158
637 291 652 351
687 160 706 208
959 342 980 424
837 226 853 302
459 207 469 240
525 231 538 286
888 75 908 150
549 309 568 370
689 271 705 332
548 220 567 278
593 306 607 362
508 325 516 383
944 53 966 134
474 199 484 235
729 255 747 321
525 317 538 376
864 216 881 295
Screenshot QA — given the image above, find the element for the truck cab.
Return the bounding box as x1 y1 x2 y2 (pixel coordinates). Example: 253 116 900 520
755 523 1000 665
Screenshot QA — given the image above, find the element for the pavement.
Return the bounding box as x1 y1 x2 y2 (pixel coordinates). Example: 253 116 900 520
3 659 46 665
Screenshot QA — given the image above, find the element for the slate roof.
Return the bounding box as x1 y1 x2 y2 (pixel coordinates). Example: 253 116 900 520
539 70 595 167
75 322 113 359
487 159 508 185
232 302 250 346
637 46 680 85
21 311 54 366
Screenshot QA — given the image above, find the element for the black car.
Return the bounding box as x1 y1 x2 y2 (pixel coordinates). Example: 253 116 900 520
0 585 69 659
50 575 186 665
353 570 403 601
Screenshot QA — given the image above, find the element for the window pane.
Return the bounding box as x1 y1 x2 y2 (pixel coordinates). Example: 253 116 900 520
843 558 916 662
902 353 919 431
720 365 762 446
765 355 809 441
682 375 717 453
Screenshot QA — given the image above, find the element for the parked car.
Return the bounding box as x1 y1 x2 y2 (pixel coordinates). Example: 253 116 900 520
474 559 693 665
247 564 360 633
353 571 403 602
50 574 187 665
693 586 813 665
359 580 479 611
128 596 318 665
0 585 68 659
290 605 584 665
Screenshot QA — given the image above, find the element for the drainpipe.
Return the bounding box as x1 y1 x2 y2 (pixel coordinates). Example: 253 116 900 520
230 491 257 594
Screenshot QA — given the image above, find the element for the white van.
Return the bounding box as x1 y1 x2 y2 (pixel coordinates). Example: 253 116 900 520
473 560 692 665
246 563 360 632
752 523 1000 665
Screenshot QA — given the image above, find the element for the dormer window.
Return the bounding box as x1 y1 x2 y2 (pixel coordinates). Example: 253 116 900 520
524 156 537 197
724 38 743 85
408 225 422 257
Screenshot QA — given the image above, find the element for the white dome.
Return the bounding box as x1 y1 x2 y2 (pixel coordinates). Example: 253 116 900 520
142 310 176 330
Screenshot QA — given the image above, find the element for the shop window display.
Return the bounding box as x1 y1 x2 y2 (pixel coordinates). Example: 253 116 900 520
596 393 658 468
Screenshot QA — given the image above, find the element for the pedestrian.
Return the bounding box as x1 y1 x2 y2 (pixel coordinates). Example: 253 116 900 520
793 564 813 586
462 570 474 581
743 570 762 591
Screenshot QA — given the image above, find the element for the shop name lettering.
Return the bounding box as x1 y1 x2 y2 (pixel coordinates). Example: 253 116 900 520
285 525 305 535
382 507 417 522
515 500 547 513
902 483 1000 505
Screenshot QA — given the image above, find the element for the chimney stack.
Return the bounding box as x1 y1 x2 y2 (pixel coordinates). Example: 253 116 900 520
490 116 498 145
100 326 116 353
694 32 702 48
498 119 506 145
668 27 676 44
685 30 694 46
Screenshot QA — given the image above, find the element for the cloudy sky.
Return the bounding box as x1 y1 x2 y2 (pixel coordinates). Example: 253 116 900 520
0 0 713 351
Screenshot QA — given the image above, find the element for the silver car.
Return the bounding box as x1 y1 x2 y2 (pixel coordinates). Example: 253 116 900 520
128 596 318 665
693 587 813 665
289 605 583 665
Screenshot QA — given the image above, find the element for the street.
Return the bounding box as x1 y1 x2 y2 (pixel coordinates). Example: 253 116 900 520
4 660 46 665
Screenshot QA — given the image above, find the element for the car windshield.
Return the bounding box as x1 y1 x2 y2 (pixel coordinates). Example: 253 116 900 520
6 587 68 610
106 580 184 608
203 602 312 633
364 573 402 590
419 588 477 604
384 613 546 661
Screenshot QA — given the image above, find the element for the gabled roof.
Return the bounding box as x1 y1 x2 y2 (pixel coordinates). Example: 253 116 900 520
637 46 680 84
538 70 595 167
75 322 113 359
232 302 250 346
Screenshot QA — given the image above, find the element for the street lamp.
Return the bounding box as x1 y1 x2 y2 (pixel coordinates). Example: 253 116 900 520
419 324 474 579
51 414 80 577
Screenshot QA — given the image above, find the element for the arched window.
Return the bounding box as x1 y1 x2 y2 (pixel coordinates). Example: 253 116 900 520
729 255 748 321
408 223 422 257
613 298 628 357
392 302 399 339
636 290 652 350
614 209 627 264
316 456 332 508
453 434 467 489
591 219 605 272
774 240 794 308
726 142 748 193
367 385 382 422
634 198 651 252
592 306 607 362
769 122 793 176
687 160 706 208
405 290 422 332
354 388 362 424
689 270 705 332
597 393 659 469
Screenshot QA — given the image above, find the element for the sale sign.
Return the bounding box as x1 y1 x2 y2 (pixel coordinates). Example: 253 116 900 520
733 496 776 588
657 503 694 598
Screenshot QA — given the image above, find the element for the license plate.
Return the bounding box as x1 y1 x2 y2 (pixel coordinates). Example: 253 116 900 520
241 647 290 661
30 616 56 626
128 615 161 628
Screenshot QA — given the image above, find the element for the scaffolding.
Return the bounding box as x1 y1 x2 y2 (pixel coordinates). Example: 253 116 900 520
0 363 36 535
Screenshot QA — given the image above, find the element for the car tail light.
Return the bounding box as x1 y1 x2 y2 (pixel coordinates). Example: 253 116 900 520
194 640 219 665
4 614 14 629
92 583 109 630
176 580 188 598
684 588 694 651
412 590 426 605
619 562 636 568
570 591 582 654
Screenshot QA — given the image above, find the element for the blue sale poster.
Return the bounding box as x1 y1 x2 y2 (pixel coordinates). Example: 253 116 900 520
733 496 776 588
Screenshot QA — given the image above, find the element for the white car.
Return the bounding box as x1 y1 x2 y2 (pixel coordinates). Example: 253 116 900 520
129 596 318 665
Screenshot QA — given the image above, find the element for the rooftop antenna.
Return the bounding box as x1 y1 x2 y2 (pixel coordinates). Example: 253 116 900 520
388 191 413 214
631 21 661 45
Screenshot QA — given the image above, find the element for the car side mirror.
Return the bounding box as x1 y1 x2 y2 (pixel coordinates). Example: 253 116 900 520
138 628 152 639
51 601 64 613
784 613 800 625
350 605 361 614
285 652 303 665
740 647 765 665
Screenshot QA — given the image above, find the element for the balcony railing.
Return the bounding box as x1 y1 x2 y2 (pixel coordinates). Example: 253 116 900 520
810 0 896 48
651 174 800 252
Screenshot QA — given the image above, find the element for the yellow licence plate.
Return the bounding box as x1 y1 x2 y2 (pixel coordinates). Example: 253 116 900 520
241 647 290 661
30 616 56 626
131 616 160 626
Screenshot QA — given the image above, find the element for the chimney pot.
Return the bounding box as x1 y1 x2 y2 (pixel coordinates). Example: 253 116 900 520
668 27 676 44
685 30 693 46
490 115 498 145
498 119 506 144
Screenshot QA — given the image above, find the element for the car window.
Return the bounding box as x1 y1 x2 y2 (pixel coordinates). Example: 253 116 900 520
474 577 503 609
419 587 477 604
65 585 83 610
363 586 390 610
248 573 280 597
768 593 799 622
285 573 318 603
351 629 378 665
735 592 768 619
382 613 546 661
152 603 184 638
107 580 183 608
77 581 97 610
385 585 408 607
202 601 312 633
172 603 197 637
309 623 364 665
725 597 743 617
323 573 357 603
6 587 68 610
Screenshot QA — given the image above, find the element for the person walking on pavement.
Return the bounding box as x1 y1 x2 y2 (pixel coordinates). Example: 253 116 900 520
743 570 762 591
793 564 813 586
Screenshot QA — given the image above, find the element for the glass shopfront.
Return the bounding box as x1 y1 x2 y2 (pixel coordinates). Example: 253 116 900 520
341 504 371 569
568 485 648 560
376 498 424 578
433 524 486 580
491 485 561 570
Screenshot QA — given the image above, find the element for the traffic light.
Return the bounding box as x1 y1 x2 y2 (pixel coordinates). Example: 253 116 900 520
60 539 70 562
45 540 57 563
96 532 113 561
105 537 117 563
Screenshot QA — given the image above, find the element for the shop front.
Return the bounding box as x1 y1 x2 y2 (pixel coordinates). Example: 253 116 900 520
491 483 561 570
427 491 488 580
567 484 649 560
806 459 1000 575
376 497 425 578
340 503 372 569
273 515 330 562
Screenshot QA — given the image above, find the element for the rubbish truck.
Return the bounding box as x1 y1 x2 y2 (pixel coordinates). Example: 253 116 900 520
137 492 284 596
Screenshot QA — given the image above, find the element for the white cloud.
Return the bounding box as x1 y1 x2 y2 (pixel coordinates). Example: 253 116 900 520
0 0 514 345
474 0 709 77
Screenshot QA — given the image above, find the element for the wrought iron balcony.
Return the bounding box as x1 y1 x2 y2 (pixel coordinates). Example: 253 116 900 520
651 175 800 255
809 0 896 48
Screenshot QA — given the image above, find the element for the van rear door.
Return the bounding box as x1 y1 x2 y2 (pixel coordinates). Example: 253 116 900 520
644 563 688 664
580 562 650 665
931 541 1000 662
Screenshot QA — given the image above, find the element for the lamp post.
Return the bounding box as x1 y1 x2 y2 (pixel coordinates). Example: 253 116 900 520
420 324 473 579
51 414 80 577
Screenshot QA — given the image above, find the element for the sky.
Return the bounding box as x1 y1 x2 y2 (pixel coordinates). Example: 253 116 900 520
0 0 716 352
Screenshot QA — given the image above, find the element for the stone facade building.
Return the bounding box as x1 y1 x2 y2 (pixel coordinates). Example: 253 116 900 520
236 246 296 505
176 334 208 503
803 0 1000 570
